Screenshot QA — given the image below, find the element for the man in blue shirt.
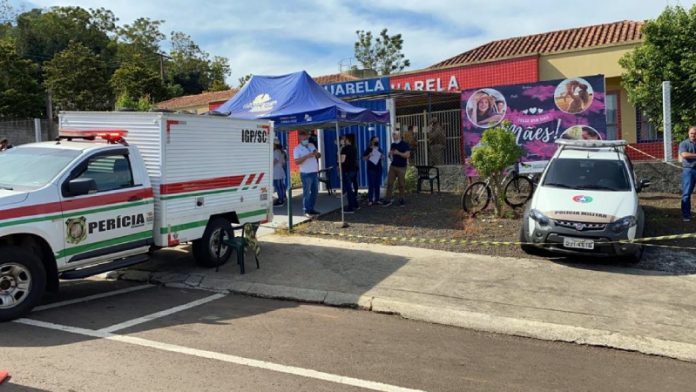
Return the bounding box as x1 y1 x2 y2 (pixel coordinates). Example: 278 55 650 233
382 131 411 207
679 126 696 221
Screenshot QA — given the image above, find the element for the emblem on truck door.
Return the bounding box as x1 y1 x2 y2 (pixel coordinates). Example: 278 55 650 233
66 217 87 244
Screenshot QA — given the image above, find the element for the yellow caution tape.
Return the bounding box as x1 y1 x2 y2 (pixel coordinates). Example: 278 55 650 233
301 231 696 250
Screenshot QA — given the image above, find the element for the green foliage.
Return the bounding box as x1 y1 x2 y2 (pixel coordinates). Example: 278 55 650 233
290 172 302 189
110 57 166 101
114 92 152 111
43 41 113 111
2 5 232 116
238 73 253 88
14 7 115 66
470 122 523 217
404 165 418 193
354 28 410 75
0 41 44 119
620 5 696 141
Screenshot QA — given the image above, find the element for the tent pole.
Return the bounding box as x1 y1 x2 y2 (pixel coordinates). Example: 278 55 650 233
286 134 293 231
336 122 346 228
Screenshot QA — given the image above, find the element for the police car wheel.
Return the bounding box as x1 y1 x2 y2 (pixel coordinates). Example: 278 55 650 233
519 219 544 256
0 246 46 322
192 218 233 268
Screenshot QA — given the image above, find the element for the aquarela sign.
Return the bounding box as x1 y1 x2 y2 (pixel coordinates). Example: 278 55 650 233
323 77 390 98
462 74 607 174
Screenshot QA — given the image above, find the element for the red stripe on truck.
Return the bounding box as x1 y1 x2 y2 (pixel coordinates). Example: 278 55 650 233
0 188 153 221
246 174 256 185
255 173 265 184
160 175 246 195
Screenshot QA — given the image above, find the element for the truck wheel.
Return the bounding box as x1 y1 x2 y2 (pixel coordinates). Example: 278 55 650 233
192 218 233 268
0 246 47 322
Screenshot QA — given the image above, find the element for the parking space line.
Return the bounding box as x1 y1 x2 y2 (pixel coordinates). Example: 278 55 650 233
14 318 424 392
33 284 154 312
98 293 226 333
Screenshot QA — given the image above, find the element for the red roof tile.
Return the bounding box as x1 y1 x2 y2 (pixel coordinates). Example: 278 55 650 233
430 20 643 69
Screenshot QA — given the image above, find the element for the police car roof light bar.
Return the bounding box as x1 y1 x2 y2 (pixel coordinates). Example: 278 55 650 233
554 139 628 148
58 129 129 144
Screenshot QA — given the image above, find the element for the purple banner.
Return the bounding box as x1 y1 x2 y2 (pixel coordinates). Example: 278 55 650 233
462 74 606 174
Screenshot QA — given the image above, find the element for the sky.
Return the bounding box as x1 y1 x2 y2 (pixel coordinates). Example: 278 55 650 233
8 0 696 86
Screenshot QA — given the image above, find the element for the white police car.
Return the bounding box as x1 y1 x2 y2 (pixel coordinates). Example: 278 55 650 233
520 139 650 262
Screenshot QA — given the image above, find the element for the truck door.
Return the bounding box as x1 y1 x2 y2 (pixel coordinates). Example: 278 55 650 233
59 149 154 266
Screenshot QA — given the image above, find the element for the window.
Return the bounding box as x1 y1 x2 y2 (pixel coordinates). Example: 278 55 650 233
75 155 134 192
605 93 619 140
0 147 80 190
636 108 661 142
543 158 631 192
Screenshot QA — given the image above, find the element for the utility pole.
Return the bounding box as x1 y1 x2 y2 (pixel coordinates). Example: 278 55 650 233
157 52 172 81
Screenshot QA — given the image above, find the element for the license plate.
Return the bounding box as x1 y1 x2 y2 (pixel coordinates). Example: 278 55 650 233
563 237 595 250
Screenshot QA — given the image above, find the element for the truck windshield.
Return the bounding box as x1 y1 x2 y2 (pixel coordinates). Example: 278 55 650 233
0 147 81 190
542 158 631 192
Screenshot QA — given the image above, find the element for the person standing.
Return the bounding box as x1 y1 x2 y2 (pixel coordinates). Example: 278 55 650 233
382 131 411 207
293 130 322 218
272 137 287 206
679 126 696 221
0 138 12 152
363 136 384 206
340 135 359 213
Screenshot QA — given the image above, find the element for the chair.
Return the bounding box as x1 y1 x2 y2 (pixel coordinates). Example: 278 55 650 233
318 166 335 195
219 222 261 274
416 165 440 193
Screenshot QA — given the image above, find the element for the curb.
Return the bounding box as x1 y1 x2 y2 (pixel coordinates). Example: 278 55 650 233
112 270 696 364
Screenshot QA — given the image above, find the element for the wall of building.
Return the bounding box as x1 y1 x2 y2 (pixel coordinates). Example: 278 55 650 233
538 44 640 144
390 56 539 92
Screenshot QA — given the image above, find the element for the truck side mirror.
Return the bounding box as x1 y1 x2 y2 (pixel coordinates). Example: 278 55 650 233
68 178 97 196
637 178 651 193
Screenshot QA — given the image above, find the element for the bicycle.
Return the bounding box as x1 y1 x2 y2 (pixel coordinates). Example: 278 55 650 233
461 164 536 215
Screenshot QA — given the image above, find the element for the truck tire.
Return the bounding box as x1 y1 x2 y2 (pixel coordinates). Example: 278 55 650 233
192 217 234 268
0 246 47 322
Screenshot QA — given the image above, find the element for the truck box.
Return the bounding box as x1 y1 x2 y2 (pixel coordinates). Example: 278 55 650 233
59 111 274 247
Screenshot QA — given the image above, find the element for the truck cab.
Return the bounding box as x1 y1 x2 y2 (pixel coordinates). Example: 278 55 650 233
0 131 155 320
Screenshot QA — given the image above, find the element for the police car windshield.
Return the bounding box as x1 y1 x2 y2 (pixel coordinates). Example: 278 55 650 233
0 147 81 190
542 158 631 192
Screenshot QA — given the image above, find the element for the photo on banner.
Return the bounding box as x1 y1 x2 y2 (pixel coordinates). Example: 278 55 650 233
461 74 607 174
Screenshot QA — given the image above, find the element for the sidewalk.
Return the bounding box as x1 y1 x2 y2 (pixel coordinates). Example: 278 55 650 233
114 234 696 362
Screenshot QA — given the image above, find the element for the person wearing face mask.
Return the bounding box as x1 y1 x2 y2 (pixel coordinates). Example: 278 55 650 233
293 130 322 218
382 131 410 207
363 136 384 206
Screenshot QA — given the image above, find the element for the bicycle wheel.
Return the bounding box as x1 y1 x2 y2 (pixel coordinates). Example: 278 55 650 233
504 175 534 208
462 182 491 214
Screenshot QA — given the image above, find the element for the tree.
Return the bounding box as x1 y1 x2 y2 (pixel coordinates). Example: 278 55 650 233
0 41 44 118
110 56 166 102
238 73 252 88
115 17 164 70
14 7 115 65
208 56 230 91
43 41 113 111
354 28 410 75
469 122 523 217
620 5 696 140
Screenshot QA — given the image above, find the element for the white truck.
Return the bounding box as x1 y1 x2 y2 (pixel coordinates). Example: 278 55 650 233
0 111 273 320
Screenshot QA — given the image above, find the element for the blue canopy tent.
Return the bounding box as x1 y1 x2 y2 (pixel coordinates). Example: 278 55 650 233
213 71 390 228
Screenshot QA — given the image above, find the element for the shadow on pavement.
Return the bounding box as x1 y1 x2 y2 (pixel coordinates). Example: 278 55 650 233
1 242 410 348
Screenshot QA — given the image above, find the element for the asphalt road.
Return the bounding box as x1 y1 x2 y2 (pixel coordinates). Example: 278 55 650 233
1 279 695 392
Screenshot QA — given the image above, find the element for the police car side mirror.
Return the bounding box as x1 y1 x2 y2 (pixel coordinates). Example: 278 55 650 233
637 178 651 192
69 178 97 196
